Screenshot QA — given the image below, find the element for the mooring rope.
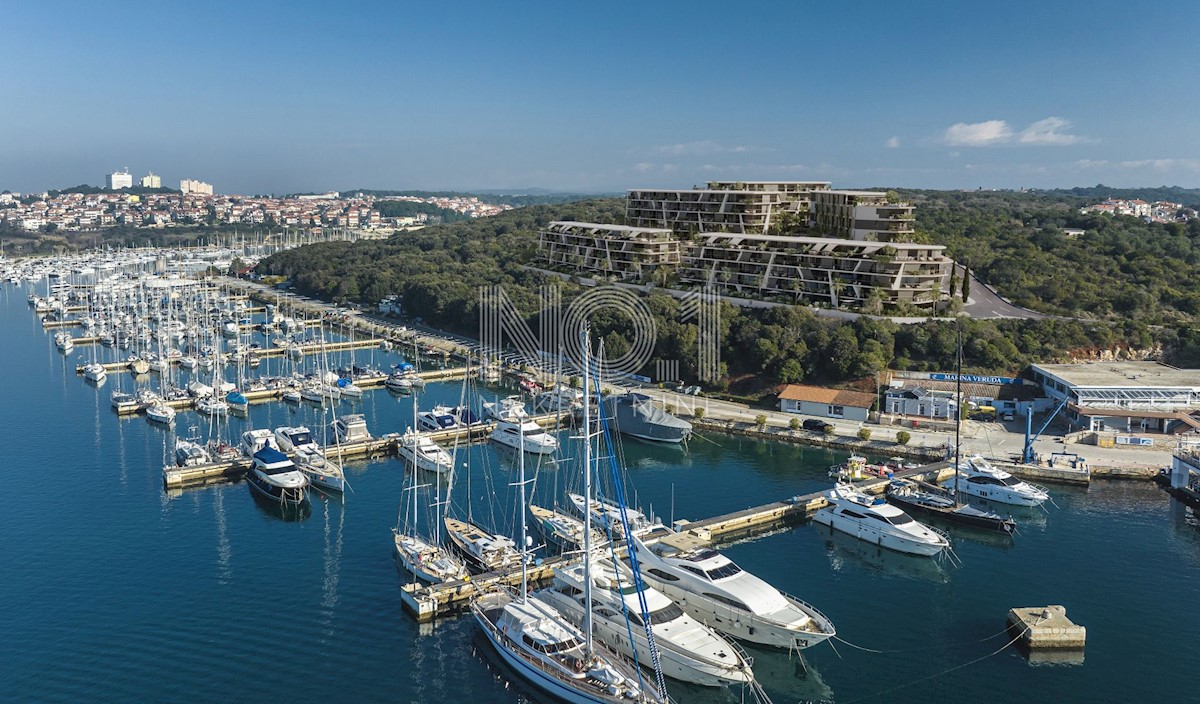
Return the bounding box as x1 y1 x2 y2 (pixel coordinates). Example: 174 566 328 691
830 620 1016 655
840 613 1047 703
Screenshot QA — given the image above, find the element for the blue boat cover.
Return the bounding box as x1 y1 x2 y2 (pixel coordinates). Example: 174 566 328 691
254 446 289 464
336 378 351 387
394 362 414 372
227 391 247 404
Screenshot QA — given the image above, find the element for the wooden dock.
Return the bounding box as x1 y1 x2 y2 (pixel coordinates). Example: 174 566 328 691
76 337 388 376
161 410 570 489
400 461 957 621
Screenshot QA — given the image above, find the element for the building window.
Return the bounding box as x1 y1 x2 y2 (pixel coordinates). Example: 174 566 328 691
829 405 844 417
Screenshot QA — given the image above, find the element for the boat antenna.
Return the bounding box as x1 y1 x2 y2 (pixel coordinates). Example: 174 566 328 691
954 319 962 504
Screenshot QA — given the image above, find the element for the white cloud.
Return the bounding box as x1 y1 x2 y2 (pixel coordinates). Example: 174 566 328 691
886 136 900 149
943 117 1088 147
1117 158 1200 171
948 151 961 158
1018 117 1081 145
944 120 1013 146
632 162 655 173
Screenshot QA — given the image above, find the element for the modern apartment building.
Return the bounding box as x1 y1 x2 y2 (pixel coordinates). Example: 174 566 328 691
538 222 681 282
106 170 133 190
809 190 916 241
679 233 950 308
538 180 952 311
140 172 161 188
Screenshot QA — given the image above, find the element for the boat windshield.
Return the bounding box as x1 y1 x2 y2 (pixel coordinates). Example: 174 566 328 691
289 432 312 446
706 562 742 581
522 427 545 436
888 513 915 526
999 475 1022 487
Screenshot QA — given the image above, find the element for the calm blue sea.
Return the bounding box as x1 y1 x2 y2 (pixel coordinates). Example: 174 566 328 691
1 281 1197 704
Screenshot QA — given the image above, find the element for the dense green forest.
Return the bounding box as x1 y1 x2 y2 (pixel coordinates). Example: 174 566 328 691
900 189 1200 322
255 196 1200 391
1038 185 1200 208
372 200 472 224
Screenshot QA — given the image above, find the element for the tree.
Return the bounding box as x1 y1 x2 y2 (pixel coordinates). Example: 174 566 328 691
896 430 911 445
961 265 971 302
857 427 872 441
754 414 768 431
779 358 805 384
693 407 705 421
789 417 801 431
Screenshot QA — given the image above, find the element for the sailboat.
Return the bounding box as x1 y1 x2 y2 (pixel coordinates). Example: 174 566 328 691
392 431 468 583
887 324 1021 532
538 335 753 689
472 329 667 703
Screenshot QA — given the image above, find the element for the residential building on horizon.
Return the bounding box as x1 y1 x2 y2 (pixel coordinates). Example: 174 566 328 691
180 179 214 195
106 169 133 190
140 172 161 189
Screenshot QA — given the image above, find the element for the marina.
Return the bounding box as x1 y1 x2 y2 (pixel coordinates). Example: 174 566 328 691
3 257 1200 704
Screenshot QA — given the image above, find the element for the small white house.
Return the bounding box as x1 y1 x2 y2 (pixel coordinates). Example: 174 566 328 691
885 387 958 419
777 384 875 422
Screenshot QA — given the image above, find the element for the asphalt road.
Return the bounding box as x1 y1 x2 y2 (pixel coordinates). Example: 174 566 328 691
960 266 1046 319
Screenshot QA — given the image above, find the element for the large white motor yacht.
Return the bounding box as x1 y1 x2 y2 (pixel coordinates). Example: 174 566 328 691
953 455 1050 506
812 483 951 557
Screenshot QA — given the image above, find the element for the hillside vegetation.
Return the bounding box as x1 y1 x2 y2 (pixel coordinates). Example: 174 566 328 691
256 194 1200 389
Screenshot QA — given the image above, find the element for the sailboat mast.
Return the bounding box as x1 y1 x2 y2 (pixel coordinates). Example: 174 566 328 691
581 324 594 657
518 403 529 601
954 321 963 501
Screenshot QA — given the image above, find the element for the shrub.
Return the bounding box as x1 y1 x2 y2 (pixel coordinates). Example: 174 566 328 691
823 424 836 436
789 417 801 431
693 407 705 421
754 414 768 431
896 430 912 445
857 428 872 442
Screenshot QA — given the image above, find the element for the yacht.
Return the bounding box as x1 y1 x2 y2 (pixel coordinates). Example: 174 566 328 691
540 558 755 687
885 480 1016 535
225 390 248 414
472 591 664 703
631 530 836 650
274 426 318 454
393 530 469 584
245 444 309 505
417 405 460 432
196 396 229 417
535 384 584 413
187 380 214 398
529 504 605 553
443 517 525 573
384 371 413 392
602 393 692 444
335 378 363 399
174 437 212 467
241 429 277 457
179 356 198 370
397 429 454 474
953 455 1050 506
491 420 559 455
332 413 371 444
483 395 528 422
812 483 951 557
82 363 107 383
145 400 176 425
569 494 658 539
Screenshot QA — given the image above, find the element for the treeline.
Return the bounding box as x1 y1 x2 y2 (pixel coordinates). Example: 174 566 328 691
255 198 1200 390
903 189 1200 321
46 184 181 197
348 189 600 207
1038 185 1200 208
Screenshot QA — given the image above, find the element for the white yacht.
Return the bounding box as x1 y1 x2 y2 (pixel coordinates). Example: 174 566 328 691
953 455 1051 506
332 414 371 444
812 483 951 557
82 363 107 382
569 494 658 539
241 429 277 457
472 592 664 704
417 405 460 432
196 396 229 416
444 517 524 574
632 531 837 650
245 445 309 505
274 426 318 454
535 384 584 413
397 429 454 474
145 400 176 425
539 558 755 687
483 395 528 422
491 420 559 455
179 355 198 370
529 504 605 553
393 530 469 584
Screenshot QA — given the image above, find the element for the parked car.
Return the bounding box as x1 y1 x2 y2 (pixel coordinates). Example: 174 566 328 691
802 418 835 433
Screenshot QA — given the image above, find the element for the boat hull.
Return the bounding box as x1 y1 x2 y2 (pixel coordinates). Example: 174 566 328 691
812 508 945 556
886 492 1015 534
245 470 308 505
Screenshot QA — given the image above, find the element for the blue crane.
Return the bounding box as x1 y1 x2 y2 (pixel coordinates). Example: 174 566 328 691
1024 396 1070 464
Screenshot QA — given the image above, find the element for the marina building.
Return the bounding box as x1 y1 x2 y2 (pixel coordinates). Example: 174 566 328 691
106 169 133 190
1030 362 1200 434
884 387 958 420
538 222 681 283
776 384 876 421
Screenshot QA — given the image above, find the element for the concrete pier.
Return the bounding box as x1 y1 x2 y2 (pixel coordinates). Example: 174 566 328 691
1007 605 1086 649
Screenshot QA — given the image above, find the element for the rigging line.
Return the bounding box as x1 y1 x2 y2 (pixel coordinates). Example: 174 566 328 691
830 620 1017 654
841 619 1040 704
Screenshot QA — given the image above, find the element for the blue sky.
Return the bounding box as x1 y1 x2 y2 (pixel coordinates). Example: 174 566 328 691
1 0 1197 194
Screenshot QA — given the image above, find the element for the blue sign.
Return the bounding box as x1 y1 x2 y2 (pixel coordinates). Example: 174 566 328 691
929 373 1019 385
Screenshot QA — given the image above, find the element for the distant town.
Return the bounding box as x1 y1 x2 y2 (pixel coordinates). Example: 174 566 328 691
0 168 514 235
1080 198 1197 223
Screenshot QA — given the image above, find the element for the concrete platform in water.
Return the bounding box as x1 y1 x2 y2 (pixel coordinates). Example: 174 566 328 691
1008 605 1086 649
